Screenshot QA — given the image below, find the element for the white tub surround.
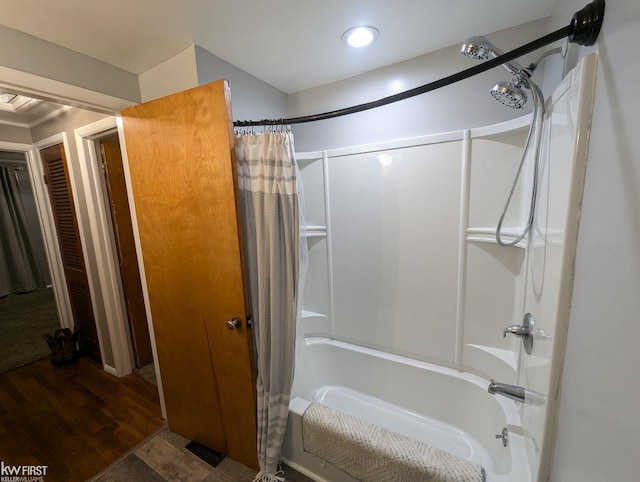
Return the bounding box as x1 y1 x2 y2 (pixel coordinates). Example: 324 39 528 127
286 54 597 482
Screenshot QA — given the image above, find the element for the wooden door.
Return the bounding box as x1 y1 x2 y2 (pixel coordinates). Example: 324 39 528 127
40 143 101 362
100 139 153 368
121 80 257 468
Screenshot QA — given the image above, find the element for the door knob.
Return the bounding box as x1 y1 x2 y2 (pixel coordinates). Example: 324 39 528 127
227 317 241 330
503 313 534 355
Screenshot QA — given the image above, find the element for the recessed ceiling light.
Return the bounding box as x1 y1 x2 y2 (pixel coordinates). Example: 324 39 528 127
342 26 379 48
0 92 17 104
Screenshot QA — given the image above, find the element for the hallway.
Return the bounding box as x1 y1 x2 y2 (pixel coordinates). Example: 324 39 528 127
0 288 60 373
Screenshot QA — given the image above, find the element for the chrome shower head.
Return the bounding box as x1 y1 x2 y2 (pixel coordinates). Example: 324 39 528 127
460 36 495 60
491 81 528 109
460 35 524 78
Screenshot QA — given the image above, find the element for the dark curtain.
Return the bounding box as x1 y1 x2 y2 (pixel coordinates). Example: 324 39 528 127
0 167 45 297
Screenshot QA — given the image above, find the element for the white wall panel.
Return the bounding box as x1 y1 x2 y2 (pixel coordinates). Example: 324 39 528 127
328 141 462 363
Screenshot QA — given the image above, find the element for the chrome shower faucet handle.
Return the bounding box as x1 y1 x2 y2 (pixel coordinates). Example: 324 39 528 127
503 313 535 355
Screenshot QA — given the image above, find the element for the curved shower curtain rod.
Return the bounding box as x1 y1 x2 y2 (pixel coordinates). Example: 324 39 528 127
233 0 604 128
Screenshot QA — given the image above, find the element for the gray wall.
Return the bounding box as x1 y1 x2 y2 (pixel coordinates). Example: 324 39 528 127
0 24 140 103
195 46 288 123
545 1 640 481
30 107 108 144
0 124 32 144
290 18 549 152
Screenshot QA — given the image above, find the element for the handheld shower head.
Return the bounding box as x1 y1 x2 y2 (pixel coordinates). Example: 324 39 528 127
491 81 528 109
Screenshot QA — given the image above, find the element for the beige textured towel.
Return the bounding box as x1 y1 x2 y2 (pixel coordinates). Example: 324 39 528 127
302 402 486 482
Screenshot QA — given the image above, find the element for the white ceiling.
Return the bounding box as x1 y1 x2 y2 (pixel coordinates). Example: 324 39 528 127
0 0 558 126
0 0 556 94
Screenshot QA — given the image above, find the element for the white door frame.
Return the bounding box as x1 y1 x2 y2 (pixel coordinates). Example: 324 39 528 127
74 117 134 377
74 117 135 377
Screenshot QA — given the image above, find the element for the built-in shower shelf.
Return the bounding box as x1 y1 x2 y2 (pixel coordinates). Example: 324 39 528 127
466 343 518 371
466 227 527 249
296 152 324 166
469 114 532 139
305 225 327 238
301 310 327 319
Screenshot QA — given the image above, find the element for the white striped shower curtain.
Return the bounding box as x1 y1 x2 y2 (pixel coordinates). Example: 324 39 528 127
236 131 304 482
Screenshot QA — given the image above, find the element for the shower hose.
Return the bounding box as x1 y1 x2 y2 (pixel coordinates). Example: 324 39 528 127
495 77 546 247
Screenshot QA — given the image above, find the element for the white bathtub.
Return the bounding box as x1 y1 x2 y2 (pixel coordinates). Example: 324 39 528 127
282 337 530 481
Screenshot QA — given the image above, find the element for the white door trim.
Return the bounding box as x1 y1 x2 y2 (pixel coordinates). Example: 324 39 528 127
74 117 134 377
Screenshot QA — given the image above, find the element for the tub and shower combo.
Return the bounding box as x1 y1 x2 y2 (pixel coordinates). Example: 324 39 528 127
279 51 599 482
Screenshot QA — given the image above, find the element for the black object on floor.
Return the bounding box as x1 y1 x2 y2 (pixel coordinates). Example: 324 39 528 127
185 441 225 468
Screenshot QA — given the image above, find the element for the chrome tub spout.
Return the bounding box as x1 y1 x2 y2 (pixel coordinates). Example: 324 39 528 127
488 380 526 403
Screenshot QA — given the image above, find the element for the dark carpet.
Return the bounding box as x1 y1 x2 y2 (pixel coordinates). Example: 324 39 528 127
0 288 60 373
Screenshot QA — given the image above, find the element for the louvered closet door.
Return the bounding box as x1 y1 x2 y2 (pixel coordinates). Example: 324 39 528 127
40 143 101 362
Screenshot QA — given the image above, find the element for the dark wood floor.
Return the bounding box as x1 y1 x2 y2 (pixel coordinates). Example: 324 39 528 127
0 357 164 482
